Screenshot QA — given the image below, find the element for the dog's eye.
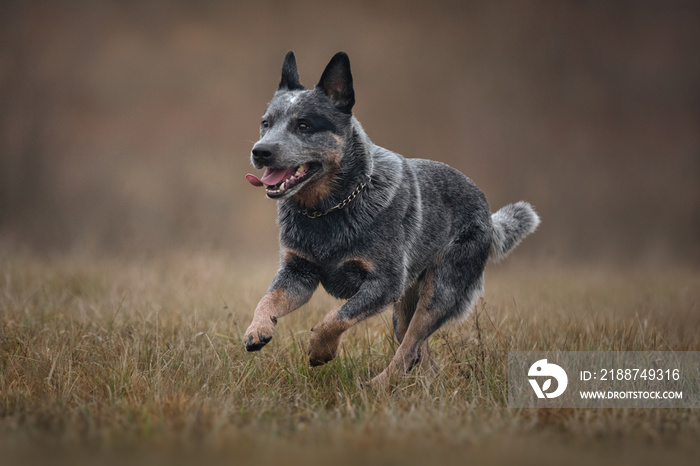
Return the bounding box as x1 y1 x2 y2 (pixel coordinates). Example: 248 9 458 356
298 122 310 132
261 120 270 129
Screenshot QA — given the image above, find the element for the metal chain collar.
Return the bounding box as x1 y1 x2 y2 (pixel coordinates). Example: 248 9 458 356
298 175 371 219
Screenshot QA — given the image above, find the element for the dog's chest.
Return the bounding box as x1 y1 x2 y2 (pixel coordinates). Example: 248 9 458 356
309 256 369 300
280 210 382 299
318 257 371 299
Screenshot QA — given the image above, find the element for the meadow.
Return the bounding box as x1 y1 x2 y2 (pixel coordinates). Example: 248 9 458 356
2 2 699 465
1 250 698 465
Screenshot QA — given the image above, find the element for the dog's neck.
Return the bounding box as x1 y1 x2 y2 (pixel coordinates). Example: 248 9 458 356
349 117 375 178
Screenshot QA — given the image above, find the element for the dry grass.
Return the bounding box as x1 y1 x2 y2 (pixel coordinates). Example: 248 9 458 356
1 250 699 465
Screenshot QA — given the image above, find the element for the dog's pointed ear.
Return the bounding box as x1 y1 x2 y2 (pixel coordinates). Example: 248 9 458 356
279 51 304 91
316 52 354 114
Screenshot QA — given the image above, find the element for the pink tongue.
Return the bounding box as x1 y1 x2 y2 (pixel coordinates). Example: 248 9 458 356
260 167 296 186
245 174 264 186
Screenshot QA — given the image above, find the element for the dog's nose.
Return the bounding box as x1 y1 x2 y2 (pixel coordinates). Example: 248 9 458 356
252 144 275 165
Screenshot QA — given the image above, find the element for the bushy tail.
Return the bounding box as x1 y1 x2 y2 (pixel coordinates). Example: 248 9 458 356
490 201 540 262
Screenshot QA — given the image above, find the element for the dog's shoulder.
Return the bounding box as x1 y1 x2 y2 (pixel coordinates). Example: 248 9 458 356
406 157 462 179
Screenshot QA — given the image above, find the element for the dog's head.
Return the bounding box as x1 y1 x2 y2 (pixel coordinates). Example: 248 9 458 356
246 52 356 204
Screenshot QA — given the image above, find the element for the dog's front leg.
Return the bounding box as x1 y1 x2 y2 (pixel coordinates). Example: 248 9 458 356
308 278 396 366
244 257 319 352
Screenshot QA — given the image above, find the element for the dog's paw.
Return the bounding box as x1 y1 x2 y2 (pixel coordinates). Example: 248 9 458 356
366 370 392 389
308 324 341 366
244 316 276 352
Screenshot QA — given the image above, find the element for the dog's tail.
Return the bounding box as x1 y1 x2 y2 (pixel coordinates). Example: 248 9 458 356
489 201 540 262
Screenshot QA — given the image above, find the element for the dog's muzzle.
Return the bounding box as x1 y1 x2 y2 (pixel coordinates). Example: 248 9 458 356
251 143 277 168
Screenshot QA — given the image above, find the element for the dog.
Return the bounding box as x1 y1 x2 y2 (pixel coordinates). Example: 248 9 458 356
243 51 540 385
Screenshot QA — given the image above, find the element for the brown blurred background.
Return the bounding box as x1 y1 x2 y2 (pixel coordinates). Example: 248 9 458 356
1 0 698 265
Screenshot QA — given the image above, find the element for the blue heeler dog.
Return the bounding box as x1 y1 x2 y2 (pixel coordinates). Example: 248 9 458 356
244 51 540 385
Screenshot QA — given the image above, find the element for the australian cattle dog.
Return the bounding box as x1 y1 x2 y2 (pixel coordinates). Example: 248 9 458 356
244 51 540 385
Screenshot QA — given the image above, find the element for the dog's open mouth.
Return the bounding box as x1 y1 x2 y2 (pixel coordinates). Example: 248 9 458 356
246 162 321 198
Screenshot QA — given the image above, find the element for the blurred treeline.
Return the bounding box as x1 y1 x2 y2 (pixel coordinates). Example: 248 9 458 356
1 0 698 265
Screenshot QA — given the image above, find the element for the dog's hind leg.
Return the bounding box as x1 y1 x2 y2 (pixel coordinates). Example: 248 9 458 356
371 224 490 386
393 278 437 372
370 268 442 386
393 281 420 343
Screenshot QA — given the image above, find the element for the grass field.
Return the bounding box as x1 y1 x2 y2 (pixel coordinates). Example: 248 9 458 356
1 250 699 465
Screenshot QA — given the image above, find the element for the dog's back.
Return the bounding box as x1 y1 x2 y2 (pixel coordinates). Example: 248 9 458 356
369 152 539 287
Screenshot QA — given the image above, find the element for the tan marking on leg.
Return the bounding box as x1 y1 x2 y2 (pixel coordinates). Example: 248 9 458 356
308 308 356 366
393 282 420 343
308 301 393 366
394 296 413 343
244 289 294 351
259 288 294 319
416 340 437 374
393 300 411 343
